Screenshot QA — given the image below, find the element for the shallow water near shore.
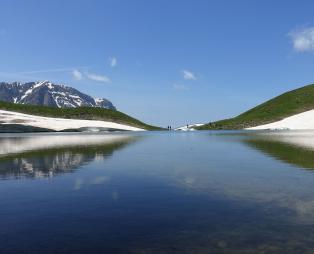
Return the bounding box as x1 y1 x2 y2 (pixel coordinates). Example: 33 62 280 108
1 130 314 253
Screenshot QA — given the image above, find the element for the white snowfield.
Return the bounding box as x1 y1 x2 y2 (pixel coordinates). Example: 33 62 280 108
0 110 144 132
247 109 314 130
175 123 205 131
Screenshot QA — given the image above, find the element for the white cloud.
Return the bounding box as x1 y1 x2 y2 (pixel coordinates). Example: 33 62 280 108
86 72 111 83
109 57 117 67
182 70 197 80
173 83 189 91
72 69 83 80
289 27 314 52
71 69 111 83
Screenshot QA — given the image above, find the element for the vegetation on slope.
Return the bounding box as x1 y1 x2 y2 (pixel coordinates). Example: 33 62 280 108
199 84 314 130
0 101 162 130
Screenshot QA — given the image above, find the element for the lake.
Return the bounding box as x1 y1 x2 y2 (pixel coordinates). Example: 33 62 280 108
1 130 314 253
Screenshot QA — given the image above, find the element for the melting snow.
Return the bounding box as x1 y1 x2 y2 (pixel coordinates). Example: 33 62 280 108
0 109 144 131
247 109 314 130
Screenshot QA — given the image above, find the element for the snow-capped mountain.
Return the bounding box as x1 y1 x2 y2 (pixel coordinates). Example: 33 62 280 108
0 81 116 110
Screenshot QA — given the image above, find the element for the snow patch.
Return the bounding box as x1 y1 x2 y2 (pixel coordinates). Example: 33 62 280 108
19 81 47 101
0 109 144 131
95 98 104 103
175 123 205 131
247 109 314 130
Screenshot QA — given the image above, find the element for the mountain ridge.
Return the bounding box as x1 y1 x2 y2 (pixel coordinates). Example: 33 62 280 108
0 80 116 110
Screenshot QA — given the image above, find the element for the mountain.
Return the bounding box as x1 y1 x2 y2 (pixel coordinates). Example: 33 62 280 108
0 80 116 110
0 100 162 132
198 83 314 130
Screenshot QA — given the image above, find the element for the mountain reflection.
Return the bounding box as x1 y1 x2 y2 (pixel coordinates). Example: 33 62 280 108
242 131 314 169
0 133 138 179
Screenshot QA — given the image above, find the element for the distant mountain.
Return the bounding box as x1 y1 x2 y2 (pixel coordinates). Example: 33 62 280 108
0 80 116 110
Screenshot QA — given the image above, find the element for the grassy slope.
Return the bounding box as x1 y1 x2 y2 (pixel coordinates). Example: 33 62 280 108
199 84 314 130
0 101 162 130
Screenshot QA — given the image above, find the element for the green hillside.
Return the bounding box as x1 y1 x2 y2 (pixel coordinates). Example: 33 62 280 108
0 101 162 131
199 84 314 130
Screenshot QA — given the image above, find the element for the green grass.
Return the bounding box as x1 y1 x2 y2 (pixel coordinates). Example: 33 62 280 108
199 83 314 130
0 101 162 130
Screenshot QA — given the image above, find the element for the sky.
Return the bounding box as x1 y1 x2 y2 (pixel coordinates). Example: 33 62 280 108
1 0 314 127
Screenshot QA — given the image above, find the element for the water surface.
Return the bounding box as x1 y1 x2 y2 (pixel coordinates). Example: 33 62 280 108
1 131 314 253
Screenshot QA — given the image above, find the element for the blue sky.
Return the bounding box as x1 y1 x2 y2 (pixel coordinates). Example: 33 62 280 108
1 0 314 127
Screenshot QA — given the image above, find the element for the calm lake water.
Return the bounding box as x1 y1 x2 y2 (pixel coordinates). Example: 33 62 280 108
1 130 314 253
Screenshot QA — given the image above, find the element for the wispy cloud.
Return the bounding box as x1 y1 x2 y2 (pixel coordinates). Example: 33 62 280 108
109 57 117 67
0 66 111 84
86 72 111 83
173 83 189 91
289 26 314 52
182 70 197 80
72 69 83 80
0 67 86 82
71 70 111 83
4 67 87 75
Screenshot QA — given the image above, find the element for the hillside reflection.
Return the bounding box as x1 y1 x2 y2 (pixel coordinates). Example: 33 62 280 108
242 131 314 169
0 134 138 179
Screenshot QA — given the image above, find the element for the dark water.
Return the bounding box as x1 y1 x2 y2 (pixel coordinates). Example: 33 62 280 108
1 131 314 253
